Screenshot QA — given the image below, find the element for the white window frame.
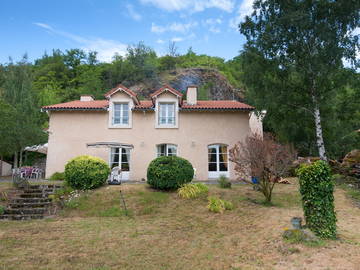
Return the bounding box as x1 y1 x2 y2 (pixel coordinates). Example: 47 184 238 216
155 100 178 129
109 101 132 128
208 144 230 179
156 144 177 157
109 147 131 180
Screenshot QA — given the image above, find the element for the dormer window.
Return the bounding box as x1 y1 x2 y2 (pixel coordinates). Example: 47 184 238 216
112 102 129 125
159 102 175 125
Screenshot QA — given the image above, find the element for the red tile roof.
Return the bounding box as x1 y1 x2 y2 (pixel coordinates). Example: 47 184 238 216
150 85 183 98
42 99 254 111
42 100 109 111
104 84 138 99
134 100 153 109
181 100 254 110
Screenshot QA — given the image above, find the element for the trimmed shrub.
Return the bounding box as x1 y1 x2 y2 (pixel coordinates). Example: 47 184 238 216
296 160 337 239
147 156 194 190
65 155 110 190
218 175 232 188
50 172 65 181
178 183 209 199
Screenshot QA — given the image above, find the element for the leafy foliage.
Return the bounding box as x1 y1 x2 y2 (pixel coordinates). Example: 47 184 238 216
296 160 337 239
239 0 360 160
147 156 194 190
0 205 5 215
65 155 110 190
218 175 232 189
207 197 234 213
230 133 295 202
49 172 65 181
178 183 209 199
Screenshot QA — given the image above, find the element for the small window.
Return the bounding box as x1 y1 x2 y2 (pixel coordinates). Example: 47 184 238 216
158 103 175 125
157 144 177 157
110 147 130 171
112 103 129 125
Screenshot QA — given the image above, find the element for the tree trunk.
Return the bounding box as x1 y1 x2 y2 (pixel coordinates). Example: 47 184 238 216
14 151 18 169
312 94 327 161
0 155 3 176
19 150 23 167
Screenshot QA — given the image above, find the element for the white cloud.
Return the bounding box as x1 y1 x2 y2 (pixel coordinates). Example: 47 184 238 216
140 0 235 13
126 4 142 21
151 22 198 33
33 22 127 62
203 18 222 25
34 22 53 30
171 37 184 42
156 39 165 44
229 0 254 30
209 26 221 33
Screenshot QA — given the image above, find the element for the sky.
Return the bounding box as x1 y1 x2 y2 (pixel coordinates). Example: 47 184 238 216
0 0 254 63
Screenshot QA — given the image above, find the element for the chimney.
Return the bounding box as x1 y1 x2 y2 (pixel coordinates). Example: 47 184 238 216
186 86 197 105
80 95 94 101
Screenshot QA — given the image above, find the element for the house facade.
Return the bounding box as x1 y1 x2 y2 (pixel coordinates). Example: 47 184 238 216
42 85 261 181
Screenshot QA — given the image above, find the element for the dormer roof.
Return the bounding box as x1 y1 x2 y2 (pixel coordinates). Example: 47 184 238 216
104 84 139 105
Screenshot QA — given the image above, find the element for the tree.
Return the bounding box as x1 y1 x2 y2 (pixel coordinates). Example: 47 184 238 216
1 56 46 167
240 0 360 161
229 134 294 203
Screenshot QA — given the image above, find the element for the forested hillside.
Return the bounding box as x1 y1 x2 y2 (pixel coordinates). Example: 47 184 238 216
0 41 359 163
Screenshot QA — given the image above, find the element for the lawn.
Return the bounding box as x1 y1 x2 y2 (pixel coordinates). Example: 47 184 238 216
1 179 360 270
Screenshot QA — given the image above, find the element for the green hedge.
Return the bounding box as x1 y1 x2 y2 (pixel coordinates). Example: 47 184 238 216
147 156 194 190
296 160 337 239
65 155 110 190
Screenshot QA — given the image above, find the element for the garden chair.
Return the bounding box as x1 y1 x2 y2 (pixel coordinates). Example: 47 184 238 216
31 167 41 179
109 166 122 185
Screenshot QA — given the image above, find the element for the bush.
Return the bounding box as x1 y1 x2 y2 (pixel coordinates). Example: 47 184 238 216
65 155 110 190
178 183 209 199
207 197 234 213
296 160 337 239
50 172 65 181
218 175 232 188
0 205 5 215
147 156 194 190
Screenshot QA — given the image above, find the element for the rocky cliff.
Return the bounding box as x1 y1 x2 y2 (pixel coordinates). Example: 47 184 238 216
124 68 244 101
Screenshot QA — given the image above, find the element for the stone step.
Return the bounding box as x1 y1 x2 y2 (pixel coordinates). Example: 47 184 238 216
4 208 47 215
12 198 51 203
19 193 47 198
9 202 52 208
0 214 44 220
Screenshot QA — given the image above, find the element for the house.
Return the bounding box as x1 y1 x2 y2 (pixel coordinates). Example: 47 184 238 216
42 85 261 181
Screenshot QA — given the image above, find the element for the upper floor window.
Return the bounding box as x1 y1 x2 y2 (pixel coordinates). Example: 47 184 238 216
158 102 175 126
157 144 177 157
112 103 129 125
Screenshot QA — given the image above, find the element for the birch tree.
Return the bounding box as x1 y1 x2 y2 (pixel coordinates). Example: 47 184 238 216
239 0 360 161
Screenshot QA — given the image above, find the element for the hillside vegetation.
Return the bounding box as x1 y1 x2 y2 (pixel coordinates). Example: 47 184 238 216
0 42 358 162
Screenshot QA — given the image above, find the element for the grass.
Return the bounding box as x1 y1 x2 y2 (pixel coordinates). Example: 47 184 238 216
0 179 360 269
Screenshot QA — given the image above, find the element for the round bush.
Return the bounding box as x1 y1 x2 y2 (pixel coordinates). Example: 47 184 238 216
65 155 110 190
147 156 194 190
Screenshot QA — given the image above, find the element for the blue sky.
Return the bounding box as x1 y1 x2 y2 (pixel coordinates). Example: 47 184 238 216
0 0 254 63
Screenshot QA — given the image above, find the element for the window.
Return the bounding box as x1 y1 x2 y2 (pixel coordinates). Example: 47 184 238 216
158 103 175 125
110 147 130 171
157 144 177 157
208 144 229 178
112 103 129 125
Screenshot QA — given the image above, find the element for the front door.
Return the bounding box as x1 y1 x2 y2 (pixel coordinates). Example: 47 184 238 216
110 147 131 180
208 144 229 179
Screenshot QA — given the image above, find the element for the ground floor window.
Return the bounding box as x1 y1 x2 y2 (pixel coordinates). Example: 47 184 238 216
157 144 177 157
208 144 229 178
110 147 130 171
